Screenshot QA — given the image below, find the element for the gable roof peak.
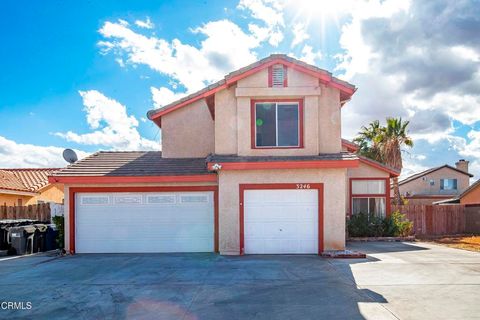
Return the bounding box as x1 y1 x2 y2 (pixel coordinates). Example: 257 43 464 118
147 54 356 127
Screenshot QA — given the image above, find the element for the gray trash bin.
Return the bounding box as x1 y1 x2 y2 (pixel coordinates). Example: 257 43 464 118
10 225 37 255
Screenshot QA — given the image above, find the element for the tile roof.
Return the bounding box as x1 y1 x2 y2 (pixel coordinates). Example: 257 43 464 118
51 151 211 177
206 153 358 163
0 168 60 193
357 155 401 177
399 164 473 186
147 54 356 121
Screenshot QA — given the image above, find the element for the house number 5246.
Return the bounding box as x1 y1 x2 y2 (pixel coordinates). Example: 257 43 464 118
296 184 310 189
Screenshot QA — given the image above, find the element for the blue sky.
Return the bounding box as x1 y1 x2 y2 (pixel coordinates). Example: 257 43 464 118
0 0 479 179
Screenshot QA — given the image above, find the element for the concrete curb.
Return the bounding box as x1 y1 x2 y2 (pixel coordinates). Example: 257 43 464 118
348 236 416 242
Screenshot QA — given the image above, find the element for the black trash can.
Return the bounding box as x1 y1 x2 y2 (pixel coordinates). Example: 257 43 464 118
0 221 10 250
33 224 48 252
44 224 58 251
10 225 37 255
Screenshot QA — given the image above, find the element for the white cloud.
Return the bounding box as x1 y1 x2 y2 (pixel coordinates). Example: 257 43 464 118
298 45 322 64
135 17 154 29
337 0 480 174
56 90 158 151
291 23 309 47
0 136 89 168
151 87 186 109
401 156 430 179
99 19 260 92
115 58 125 67
238 0 285 46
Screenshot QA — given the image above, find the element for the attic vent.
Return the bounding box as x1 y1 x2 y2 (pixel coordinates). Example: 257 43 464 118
270 64 286 87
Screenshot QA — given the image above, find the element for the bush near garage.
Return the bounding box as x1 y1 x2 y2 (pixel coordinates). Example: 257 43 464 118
52 215 65 249
347 211 413 237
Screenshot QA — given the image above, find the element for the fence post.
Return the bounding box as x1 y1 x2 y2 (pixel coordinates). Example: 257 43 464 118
425 205 433 235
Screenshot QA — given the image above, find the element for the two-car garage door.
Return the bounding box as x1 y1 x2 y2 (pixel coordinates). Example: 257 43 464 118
75 192 214 253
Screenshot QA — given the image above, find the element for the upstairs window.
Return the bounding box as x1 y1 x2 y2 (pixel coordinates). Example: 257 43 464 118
440 178 457 190
252 100 303 148
269 64 287 87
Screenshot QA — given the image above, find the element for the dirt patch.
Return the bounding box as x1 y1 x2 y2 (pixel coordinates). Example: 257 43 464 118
425 236 480 252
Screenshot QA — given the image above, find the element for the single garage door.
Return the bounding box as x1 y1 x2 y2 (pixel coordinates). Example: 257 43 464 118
244 189 318 254
75 192 214 253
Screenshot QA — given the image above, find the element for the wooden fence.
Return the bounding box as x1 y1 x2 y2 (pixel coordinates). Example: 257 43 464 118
392 204 467 236
0 203 52 222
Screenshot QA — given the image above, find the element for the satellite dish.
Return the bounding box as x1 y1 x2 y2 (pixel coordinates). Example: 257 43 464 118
62 149 78 164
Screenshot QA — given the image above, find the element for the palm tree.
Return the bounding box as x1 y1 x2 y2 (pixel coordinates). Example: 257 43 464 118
353 120 383 162
377 118 414 205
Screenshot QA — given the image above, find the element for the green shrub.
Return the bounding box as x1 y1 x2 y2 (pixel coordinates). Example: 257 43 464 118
384 211 413 237
347 211 413 237
347 212 385 237
52 215 65 249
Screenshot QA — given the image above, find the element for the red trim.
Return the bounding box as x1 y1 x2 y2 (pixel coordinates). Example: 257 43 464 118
349 177 391 217
250 99 304 149
208 159 359 171
341 139 358 152
283 64 288 87
239 183 324 255
404 195 453 199
148 57 356 125
49 175 217 184
358 157 400 177
68 186 219 254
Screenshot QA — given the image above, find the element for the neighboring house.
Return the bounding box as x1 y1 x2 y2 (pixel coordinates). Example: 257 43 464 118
0 168 64 206
434 179 480 205
49 54 399 255
398 160 473 205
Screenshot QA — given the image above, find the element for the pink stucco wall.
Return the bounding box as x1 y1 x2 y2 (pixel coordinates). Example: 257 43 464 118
161 99 215 158
214 67 342 156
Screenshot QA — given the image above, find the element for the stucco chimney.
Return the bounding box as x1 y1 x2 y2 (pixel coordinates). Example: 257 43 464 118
455 159 469 173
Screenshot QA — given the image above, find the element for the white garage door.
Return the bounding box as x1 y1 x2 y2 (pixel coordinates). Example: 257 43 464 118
75 192 214 253
244 189 318 254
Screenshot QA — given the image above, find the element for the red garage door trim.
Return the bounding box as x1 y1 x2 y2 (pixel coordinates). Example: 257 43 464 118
239 183 324 255
68 186 219 254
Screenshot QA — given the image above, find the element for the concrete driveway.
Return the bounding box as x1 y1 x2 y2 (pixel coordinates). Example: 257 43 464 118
0 242 479 320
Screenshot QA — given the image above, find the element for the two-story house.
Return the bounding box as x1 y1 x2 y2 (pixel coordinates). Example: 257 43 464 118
50 54 399 255
398 160 473 204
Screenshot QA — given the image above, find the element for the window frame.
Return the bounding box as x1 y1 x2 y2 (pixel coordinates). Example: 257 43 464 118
440 178 458 190
349 177 391 217
351 197 387 218
250 99 304 149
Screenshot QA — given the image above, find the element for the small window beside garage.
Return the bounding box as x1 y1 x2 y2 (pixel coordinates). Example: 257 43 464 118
351 179 387 217
352 180 386 194
114 195 142 205
146 195 176 204
80 196 109 205
180 194 209 203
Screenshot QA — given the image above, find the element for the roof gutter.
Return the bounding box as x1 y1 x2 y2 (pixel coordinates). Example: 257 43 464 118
207 159 359 171
48 175 217 184
0 188 38 196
